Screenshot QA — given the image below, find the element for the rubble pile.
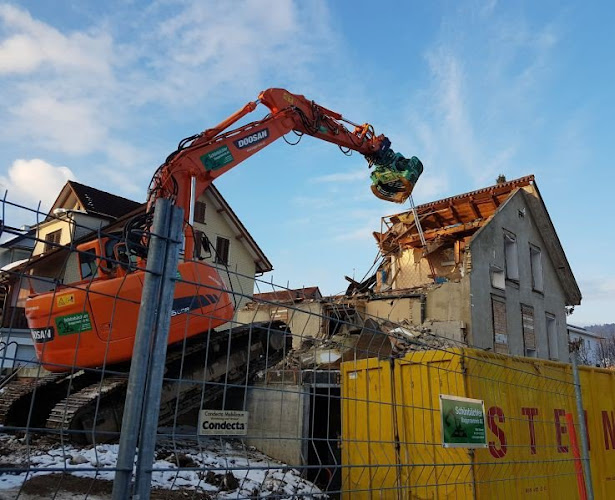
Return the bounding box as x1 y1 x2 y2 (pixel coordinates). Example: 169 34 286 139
271 318 459 371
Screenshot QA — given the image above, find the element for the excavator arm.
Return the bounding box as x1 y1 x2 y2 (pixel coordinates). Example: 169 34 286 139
146 88 423 258
23 87 423 373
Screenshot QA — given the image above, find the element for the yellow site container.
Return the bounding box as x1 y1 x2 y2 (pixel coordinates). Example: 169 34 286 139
341 348 615 499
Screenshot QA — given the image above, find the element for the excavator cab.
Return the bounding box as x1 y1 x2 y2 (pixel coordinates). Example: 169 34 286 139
77 237 123 281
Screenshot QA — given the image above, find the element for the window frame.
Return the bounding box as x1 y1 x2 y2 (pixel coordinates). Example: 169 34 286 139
194 230 212 260
214 236 230 266
521 303 536 357
491 295 509 354
194 201 206 224
44 229 62 252
546 313 558 360
79 248 99 280
503 230 519 282
529 244 544 292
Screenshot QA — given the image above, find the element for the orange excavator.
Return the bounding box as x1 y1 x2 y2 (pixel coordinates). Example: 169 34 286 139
24 88 423 373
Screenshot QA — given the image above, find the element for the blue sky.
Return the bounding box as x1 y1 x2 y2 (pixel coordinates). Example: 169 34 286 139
0 1 613 326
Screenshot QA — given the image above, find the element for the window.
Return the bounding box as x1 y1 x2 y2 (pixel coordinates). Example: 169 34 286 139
79 249 98 280
44 229 62 252
492 296 509 354
214 236 230 265
194 201 206 224
521 304 536 357
490 265 505 290
504 231 519 281
530 244 543 292
194 230 211 260
546 313 558 360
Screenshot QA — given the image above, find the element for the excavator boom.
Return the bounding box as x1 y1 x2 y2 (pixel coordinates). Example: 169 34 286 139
25 88 423 372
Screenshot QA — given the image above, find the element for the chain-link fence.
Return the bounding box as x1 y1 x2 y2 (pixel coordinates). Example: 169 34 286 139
0 195 607 499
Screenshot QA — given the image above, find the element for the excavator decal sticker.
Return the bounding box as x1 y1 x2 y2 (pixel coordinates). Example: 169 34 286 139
171 294 219 317
31 327 54 343
233 128 269 150
56 293 75 308
55 312 93 336
200 146 234 171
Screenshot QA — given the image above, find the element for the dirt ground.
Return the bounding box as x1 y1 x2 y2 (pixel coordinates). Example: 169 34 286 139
1 474 215 499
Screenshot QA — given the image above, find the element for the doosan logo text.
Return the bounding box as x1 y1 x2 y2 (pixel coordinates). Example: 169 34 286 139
234 129 269 149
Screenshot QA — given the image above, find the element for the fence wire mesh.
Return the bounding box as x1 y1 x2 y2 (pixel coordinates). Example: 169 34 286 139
0 195 607 499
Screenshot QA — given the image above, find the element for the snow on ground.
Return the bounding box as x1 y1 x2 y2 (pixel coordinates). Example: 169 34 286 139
0 433 325 498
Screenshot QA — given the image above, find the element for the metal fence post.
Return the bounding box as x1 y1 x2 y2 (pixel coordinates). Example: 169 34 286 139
571 350 594 500
134 204 184 499
112 198 172 500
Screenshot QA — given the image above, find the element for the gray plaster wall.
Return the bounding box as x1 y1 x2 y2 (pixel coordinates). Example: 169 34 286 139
245 383 309 466
468 190 569 361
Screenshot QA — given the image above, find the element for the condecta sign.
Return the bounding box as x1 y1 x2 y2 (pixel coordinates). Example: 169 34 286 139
198 410 249 436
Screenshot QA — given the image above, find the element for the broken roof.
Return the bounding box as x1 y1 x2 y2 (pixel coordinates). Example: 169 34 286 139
374 175 581 305
375 175 536 251
253 286 323 304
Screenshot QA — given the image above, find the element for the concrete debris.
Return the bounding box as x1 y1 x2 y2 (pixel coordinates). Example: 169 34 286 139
272 318 459 371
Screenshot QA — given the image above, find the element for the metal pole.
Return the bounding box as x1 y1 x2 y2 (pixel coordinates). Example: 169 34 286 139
571 351 594 500
112 199 171 500
134 205 184 499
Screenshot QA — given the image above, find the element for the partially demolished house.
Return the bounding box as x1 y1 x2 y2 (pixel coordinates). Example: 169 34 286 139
373 175 581 361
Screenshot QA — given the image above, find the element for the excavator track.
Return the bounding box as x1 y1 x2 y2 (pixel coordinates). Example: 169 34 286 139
46 377 128 441
0 321 289 443
0 372 94 431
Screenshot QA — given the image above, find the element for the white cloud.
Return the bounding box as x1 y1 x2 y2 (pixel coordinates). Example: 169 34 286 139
0 158 75 209
0 4 112 76
9 96 108 155
0 1 336 171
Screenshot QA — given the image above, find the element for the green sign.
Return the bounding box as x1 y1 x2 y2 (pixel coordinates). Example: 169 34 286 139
200 146 234 171
440 394 487 448
55 312 92 336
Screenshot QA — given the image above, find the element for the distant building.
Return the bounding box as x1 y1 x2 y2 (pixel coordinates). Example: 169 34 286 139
568 324 603 366
0 229 35 269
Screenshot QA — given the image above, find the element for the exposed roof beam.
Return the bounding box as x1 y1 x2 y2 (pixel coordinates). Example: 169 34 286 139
491 194 500 209
432 210 447 226
398 220 484 247
448 202 461 223
468 198 481 219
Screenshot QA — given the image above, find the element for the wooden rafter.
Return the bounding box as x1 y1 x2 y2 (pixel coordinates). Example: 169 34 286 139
468 197 481 219
491 194 500 209
432 210 447 226
398 219 484 247
449 202 461 223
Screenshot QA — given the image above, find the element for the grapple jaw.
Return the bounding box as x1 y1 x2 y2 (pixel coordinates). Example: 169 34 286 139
368 142 424 203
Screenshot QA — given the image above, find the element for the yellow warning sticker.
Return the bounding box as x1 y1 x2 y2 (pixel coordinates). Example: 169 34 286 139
56 294 75 308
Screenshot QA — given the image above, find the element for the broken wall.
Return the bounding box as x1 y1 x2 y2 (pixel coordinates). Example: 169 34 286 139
365 278 470 343
378 242 469 292
236 301 324 349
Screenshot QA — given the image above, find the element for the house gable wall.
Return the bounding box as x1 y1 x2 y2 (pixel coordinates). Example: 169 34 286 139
468 190 568 360
33 213 110 256
193 191 257 311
